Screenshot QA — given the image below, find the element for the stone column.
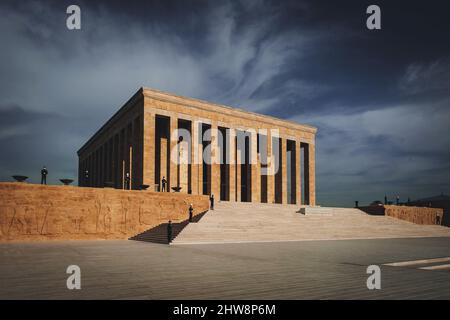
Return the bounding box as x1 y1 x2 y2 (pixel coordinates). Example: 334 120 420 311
92 152 96 187
95 149 100 187
91 152 95 187
191 120 199 195
160 137 168 191
97 147 101 187
143 112 155 189
78 157 82 187
105 140 109 185
296 140 301 205
96 149 100 187
100 147 104 187
179 138 189 194
131 118 139 189
123 126 129 189
229 128 236 201
210 122 220 198
308 143 316 206
98 148 102 187
281 138 288 204
87 154 90 187
251 131 260 203
120 130 125 189
114 134 119 188
128 141 133 189
92 151 96 187
103 143 108 187
267 131 275 204
102 144 107 187
110 139 113 184
127 124 132 189
91 151 95 187
236 130 242 202
169 116 178 191
198 129 204 195
100 148 103 187
112 136 116 187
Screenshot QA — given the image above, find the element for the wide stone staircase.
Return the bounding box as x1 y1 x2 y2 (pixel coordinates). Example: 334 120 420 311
171 201 450 245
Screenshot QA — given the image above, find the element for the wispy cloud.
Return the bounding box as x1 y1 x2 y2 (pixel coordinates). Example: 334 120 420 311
399 59 450 95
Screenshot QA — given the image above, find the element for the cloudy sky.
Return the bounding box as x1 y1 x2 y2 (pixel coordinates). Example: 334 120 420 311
1 0 449 206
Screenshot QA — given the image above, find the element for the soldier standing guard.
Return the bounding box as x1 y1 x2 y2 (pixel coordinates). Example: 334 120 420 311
125 172 131 190
210 194 215 210
84 169 89 186
161 176 167 192
189 204 193 222
40 166 48 185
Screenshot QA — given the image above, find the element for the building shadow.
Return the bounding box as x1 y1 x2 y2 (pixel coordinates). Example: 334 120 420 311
129 211 208 244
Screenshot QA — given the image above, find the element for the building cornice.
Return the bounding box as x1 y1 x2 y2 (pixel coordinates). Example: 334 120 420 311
142 87 318 134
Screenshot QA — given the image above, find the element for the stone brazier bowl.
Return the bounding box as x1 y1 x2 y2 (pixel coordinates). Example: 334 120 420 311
12 175 28 182
60 179 74 185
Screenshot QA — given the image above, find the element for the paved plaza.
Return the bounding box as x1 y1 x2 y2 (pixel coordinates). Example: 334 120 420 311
2 237 450 299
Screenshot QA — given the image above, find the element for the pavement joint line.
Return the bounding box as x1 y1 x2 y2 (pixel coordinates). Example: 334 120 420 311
171 235 450 246
419 263 450 271
383 256 450 267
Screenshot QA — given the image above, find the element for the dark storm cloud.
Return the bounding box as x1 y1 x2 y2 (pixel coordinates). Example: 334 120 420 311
0 105 78 184
0 0 449 206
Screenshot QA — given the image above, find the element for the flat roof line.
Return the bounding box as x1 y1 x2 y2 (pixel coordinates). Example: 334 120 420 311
142 87 318 132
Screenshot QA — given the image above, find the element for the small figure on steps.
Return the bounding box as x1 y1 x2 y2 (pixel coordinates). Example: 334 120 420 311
189 204 193 222
167 220 172 244
210 194 215 210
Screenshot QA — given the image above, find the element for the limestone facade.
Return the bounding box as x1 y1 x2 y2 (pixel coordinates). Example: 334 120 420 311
77 87 317 205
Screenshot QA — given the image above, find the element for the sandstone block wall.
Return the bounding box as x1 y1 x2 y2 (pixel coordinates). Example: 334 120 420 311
384 205 444 225
0 183 209 241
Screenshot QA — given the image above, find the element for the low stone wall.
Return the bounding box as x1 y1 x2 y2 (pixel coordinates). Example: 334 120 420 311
358 205 385 215
384 205 444 225
0 182 209 241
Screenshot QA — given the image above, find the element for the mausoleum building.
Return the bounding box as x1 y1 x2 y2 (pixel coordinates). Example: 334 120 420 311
77 87 317 205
